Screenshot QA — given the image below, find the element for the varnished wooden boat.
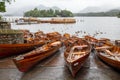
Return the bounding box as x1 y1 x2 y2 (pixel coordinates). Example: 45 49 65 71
16 17 39 25
64 37 91 77
13 41 62 72
84 35 111 50
61 33 71 44
50 18 76 24
115 40 120 46
0 42 45 58
84 35 98 46
46 32 62 42
96 45 120 70
38 20 51 23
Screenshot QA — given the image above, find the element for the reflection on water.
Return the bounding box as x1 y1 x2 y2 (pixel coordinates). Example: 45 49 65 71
11 17 120 40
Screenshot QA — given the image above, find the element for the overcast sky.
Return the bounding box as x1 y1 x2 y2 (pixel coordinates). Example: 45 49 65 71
5 0 120 13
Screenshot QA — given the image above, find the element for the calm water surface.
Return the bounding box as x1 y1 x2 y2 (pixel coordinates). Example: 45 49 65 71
11 17 120 40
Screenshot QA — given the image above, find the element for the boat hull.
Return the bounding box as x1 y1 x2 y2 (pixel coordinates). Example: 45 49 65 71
50 18 76 24
13 41 61 72
0 42 44 58
64 52 90 77
64 37 91 77
97 52 120 70
50 21 76 24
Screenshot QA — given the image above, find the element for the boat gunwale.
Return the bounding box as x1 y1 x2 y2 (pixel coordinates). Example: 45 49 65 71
12 41 62 72
0 42 44 47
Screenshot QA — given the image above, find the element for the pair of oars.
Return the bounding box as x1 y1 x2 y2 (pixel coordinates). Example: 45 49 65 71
95 46 120 61
67 45 88 62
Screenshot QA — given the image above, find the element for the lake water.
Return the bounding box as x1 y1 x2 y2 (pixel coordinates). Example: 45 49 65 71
11 17 120 40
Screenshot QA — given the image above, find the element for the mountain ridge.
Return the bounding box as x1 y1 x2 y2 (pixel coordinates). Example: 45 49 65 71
79 6 120 13
75 8 120 16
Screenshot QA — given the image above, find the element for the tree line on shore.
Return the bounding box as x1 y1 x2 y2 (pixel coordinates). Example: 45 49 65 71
1 0 120 18
23 8 120 18
117 13 120 18
74 9 120 17
24 8 74 17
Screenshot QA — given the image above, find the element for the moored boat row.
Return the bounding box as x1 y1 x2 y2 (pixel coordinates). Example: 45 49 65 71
15 18 76 25
50 18 76 24
95 45 120 70
1 32 120 77
0 30 42 58
13 41 62 72
84 35 120 71
0 42 44 58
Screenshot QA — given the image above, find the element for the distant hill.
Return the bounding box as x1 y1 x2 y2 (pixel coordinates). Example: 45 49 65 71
79 7 112 13
37 5 61 10
3 4 61 16
74 8 120 17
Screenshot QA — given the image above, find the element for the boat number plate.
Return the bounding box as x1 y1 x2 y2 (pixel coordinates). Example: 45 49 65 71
74 62 79 66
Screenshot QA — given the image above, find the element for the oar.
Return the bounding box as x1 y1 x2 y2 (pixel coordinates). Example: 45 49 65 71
95 46 112 50
114 56 120 61
103 49 113 56
103 49 120 61
73 51 86 55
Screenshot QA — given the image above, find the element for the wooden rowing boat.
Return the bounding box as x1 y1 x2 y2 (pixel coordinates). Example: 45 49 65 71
0 42 45 58
13 41 62 72
38 20 51 23
50 18 76 24
84 35 99 50
95 45 120 70
64 37 91 77
84 35 111 50
46 32 62 42
84 35 98 45
115 40 120 46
